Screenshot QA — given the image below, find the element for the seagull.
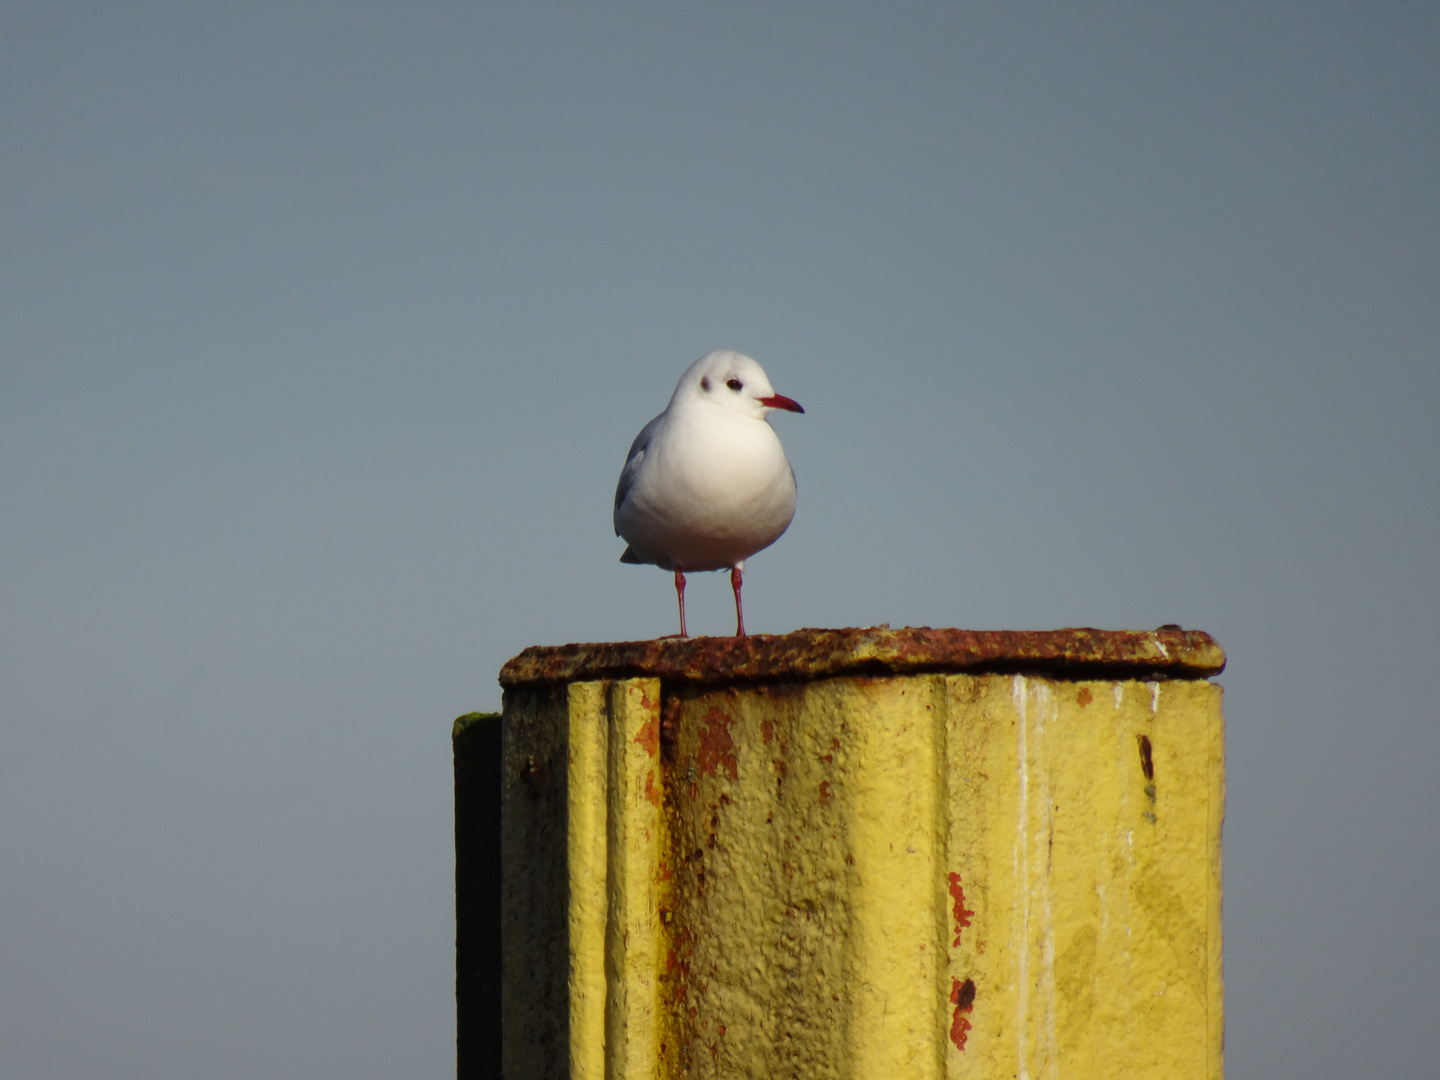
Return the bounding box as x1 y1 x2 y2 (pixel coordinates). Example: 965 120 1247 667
614 350 804 638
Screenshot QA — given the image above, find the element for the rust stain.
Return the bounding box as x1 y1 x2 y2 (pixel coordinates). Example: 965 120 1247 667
634 714 660 758
665 933 689 974
1137 734 1155 782
643 769 659 806
1076 686 1093 707
661 694 682 756
499 626 1227 687
948 871 975 946
664 928 694 1010
696 708 738 781
818 780 832 801
948 977 976 1050
761 719 774 745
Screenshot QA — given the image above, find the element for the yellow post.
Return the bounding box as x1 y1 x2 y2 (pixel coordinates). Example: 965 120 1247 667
491 627 1225 1080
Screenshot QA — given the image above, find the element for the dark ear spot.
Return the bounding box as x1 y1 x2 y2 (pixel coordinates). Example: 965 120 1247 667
700 376 710 391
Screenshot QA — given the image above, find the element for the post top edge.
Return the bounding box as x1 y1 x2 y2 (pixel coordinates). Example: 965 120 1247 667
497 626 1225 688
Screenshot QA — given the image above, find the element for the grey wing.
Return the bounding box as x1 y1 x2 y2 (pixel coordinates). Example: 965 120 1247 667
613 414 663 530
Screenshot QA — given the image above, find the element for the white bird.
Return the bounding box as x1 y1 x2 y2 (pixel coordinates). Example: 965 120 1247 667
614 350 804 638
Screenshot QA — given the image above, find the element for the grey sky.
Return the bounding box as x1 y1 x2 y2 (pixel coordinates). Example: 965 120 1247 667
2 3 1436 1077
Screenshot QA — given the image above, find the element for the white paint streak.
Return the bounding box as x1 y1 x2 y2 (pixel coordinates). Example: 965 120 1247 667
1148 680 1160 715
1153 637 1170 658
1112 682 1123 710
1010 677 1061 1080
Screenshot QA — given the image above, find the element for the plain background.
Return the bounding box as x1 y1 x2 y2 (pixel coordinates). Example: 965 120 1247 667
2 2 1436 1077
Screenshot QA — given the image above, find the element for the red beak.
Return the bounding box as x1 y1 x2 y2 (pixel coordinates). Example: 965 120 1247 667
758 393 804 414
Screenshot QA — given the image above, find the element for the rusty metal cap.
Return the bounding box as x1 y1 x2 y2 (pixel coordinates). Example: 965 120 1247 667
498 626 1225 688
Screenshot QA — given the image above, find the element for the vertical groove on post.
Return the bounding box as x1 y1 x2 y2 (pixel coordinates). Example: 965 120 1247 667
603 679 663 1080
566 683 610 1080
940 674 1025 1077
842 678 944 1079
927 679 955 1079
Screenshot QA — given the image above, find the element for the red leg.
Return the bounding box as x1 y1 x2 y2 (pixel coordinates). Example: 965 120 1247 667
730 566 746 638
674 568 688 638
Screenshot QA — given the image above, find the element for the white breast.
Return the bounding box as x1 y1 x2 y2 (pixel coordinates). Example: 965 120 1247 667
615 401 796 572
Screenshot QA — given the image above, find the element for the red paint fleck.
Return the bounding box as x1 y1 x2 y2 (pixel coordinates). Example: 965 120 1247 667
948 872 975 945
1076 686 1093 707
948 977 976 1050
818 780 831 801
644 769 660 806
696 708 738 780
950 1012 972 1050
634 715 660 758
664 929 694 1002
761 720 774 745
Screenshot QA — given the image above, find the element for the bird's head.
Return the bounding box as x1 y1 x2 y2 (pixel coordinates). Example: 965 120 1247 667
673 350 805 420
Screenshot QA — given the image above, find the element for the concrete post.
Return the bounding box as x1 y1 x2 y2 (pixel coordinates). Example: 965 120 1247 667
461 626 1225 1079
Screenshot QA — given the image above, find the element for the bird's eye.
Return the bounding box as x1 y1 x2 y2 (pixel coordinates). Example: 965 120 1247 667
726 378 742 391
700 377 710 391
